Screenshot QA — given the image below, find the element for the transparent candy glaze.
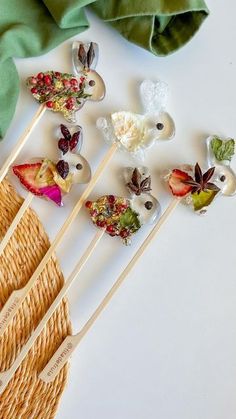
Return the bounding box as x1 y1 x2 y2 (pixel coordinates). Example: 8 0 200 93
86 167 161 244
165 163 221 214
96 79 175 159
206 135 236 196
12 124 91 206
27 42 105 122
72 41 106 102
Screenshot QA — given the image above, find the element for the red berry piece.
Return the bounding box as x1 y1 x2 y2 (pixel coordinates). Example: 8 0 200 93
96 220 106 228
46 101 53 108
56 160 69 179
70 78 78 86
30 77 37 85
58 138 69 155
108 195 115 204
55 72 61 78
69 131 80 151
31 87 38 94
85 201 92 209
62 79 70 88
106 225 116 236
44 75 51 85
120 229 129 239
60 124 71 140
37 72 44 80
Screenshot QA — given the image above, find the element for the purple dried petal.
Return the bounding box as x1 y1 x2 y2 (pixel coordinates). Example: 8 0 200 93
60 124 71 140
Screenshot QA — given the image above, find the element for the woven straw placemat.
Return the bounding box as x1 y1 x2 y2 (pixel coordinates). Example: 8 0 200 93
0 179 72 419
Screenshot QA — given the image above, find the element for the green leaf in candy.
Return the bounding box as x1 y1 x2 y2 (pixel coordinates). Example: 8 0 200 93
120 207 141 232
192 190 219 212
211 137 235 161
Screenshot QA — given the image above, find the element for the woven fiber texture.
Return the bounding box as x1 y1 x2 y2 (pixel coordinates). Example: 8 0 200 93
0 179 71 419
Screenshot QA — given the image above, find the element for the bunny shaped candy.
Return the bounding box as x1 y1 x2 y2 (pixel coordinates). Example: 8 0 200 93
13 124 91 206
96 79 175 159
86 167 161 244
27 42 106 123
165 135 235 214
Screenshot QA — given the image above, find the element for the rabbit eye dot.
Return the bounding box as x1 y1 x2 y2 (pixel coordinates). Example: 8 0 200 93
145 201 153 210
76 163 83 170
156 123 164 130
220 175 226 182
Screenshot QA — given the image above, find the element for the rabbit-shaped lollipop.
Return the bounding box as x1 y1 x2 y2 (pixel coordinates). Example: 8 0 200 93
86 167 161 244
13 124 91 206
27 42 106 123
165 135 235 214
97 79 175 158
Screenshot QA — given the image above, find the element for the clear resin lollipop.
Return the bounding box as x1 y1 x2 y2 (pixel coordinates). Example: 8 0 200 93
86 167 161 244
12 124 91 206
27 42 106 122
165 135 235 214
97 79 175 159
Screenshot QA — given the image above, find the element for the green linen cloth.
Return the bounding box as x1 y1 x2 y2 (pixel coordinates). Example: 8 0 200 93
0 0 209 139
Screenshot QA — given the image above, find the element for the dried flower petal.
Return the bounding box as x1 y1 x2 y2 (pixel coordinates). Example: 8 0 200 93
87 43 95 68
78 44 87 67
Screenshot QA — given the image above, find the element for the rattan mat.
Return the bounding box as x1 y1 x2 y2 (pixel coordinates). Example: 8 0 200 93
0 179 71 418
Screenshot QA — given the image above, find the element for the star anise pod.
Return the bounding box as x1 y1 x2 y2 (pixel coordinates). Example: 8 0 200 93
127 168 152 196
183 163 220 194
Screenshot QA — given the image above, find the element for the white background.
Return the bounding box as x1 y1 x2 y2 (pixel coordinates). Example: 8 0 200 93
1 1 236 418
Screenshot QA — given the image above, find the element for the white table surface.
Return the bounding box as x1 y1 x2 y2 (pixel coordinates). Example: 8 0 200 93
1 1 236 418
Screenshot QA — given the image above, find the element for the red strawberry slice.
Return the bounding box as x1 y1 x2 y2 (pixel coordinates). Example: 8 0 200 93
168 169 193 197
13 162 53 196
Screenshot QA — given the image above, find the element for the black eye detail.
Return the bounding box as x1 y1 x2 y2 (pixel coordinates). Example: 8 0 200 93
145 201 153 210
156 123 164 130
220 175 226 182
76 163 83 170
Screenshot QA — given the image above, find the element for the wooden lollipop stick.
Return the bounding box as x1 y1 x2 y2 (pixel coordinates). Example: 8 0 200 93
0 192 34 256
0 143 117 337
39 198 180 383
0 230 104 395
0 105 45 183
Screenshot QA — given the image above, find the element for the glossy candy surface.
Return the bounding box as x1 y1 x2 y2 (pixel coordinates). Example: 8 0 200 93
86 167 161 244
97 79 175 159
13 124 91 206
166 135 235 213
27 42 105 122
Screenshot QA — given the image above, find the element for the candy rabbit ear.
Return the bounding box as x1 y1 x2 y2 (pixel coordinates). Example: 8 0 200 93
72 41 99 73
206 135 236 196
72 41 106 102
140 79 170 114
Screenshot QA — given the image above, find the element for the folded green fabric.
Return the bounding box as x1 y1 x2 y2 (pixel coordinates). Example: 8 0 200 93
0 0 209 139
91 0 209 56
